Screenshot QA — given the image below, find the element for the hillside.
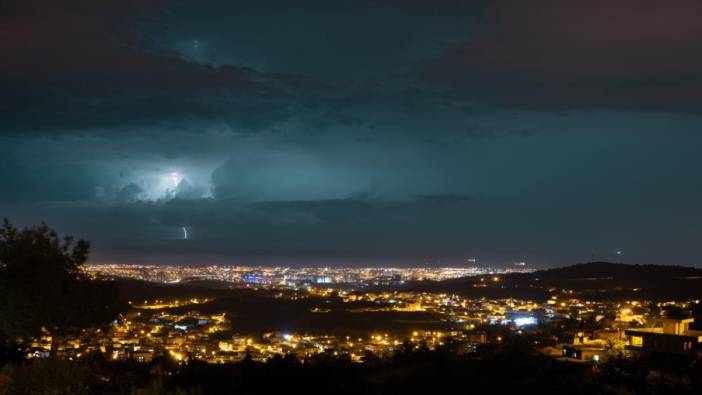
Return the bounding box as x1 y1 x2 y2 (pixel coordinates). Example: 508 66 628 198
402 262 702 301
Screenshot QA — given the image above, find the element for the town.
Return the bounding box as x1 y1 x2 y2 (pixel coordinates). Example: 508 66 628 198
28 265 700 365
84 264 531 287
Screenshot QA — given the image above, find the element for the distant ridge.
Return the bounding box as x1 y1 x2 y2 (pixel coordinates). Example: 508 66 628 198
405 262 702 301
523 261 702 282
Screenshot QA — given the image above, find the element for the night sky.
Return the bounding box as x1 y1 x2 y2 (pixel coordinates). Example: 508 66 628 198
2 0 702 267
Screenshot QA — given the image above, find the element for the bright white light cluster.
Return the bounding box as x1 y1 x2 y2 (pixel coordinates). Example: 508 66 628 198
513 317 537 327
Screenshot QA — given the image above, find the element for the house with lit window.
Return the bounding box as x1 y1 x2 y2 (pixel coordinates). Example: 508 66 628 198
561 345 605 363
625 317 701 357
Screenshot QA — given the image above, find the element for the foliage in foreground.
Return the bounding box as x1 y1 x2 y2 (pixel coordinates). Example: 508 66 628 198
0 220 126 356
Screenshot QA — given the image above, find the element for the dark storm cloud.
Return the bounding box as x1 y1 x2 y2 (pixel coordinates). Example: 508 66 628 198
0 0 327 133
251 193 479 224
418 0 702 112
6 179 700 266
5 0 702 137
0 162 99 203
0 195 487 264
3 0 702 267
116 183 144 203
414 194 478 205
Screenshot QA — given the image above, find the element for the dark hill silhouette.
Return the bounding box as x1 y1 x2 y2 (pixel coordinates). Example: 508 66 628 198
114 278 235 301
401 262 702 301
513 262 702 283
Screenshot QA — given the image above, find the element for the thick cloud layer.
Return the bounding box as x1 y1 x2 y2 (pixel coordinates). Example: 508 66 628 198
418 0 702 111
2 1 701 267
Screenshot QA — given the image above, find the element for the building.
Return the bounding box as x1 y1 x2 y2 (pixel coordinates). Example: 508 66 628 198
625 317 702 357
561 345 604 362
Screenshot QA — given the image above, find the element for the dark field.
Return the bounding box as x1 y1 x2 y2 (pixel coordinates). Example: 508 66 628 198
165 293 449 336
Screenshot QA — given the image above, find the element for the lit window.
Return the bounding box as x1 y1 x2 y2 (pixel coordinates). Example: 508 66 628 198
630 336 643 346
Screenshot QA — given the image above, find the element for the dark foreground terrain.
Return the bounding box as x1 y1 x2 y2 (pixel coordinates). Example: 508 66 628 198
1 337 701 395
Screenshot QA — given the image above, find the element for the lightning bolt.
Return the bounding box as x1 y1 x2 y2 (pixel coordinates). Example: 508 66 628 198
182 226 188 240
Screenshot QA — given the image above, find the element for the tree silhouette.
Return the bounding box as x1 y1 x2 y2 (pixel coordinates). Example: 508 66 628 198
0 219 126 357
